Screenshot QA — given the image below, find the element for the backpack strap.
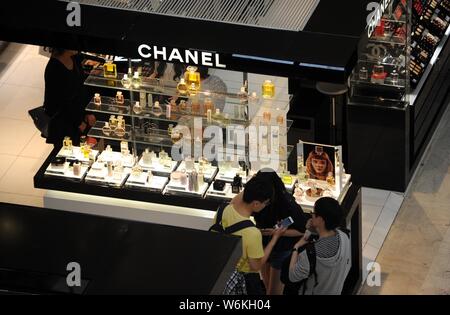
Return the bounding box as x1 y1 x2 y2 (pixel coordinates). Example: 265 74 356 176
224 220 255 234
301 242 318 295
209 203 255 234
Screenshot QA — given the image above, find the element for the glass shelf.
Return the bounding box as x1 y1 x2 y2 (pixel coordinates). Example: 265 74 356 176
84 73 290 111
86 97 294 132
350 78 406 89
357 59 404 67
368 35 406 45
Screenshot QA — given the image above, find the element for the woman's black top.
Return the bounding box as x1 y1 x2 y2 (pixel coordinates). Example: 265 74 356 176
43 56 87 146
254 191 309 252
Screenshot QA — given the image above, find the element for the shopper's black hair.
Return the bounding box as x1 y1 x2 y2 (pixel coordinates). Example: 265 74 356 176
243 177 274 204
255 168 287 205
197 66 210 80
314 197 344 230
45 47 67 56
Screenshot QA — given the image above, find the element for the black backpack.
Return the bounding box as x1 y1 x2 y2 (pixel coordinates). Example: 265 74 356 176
209 203 255 234
280 241 318 295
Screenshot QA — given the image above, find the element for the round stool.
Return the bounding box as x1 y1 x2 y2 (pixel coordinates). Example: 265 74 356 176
316 82 348 145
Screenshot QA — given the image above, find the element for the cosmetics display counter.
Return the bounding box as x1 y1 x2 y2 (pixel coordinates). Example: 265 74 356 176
347 0 450 191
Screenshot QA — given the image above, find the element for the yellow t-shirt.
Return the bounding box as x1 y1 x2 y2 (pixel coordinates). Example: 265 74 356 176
218 205 264 273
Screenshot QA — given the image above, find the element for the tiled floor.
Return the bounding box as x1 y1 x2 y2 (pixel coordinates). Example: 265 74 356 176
0 44 436 294
361 99 450 295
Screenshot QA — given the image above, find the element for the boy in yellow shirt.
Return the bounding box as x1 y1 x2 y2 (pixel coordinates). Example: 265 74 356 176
215 177 286 294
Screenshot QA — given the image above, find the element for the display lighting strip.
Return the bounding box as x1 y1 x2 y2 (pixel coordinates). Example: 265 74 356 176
59 0 320 32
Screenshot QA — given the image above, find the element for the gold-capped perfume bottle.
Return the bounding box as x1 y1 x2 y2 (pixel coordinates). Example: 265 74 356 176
262 80 275 99
132 71 142 89
102 122 112 136
133 101 143 115
177 78 188 95
63 136 73 151
121 74 131 88
94 93 101 106
103 62 117 79
116 91 124 105
185 66 201 92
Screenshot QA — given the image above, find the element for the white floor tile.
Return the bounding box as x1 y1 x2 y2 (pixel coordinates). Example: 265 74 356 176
363 243 380 263
367 225 388 250
0 84 44 121
383 192 404 213
376 208 399 230
19 132 53 159
362 203 384 226
362 187 391 207
0 192 43 208
4 53 48 89
0 156 46 197
0 154 17 180
0 118 37 155
0 48 26 84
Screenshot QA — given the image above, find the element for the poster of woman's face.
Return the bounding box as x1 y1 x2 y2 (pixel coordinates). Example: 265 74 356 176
304 144 335 181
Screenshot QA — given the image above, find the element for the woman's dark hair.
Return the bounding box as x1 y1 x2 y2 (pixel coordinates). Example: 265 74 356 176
197 66 210 80
45 47 67 56
155 62 185 81
243 177 274 204
254 168 287 205
314 197 344 230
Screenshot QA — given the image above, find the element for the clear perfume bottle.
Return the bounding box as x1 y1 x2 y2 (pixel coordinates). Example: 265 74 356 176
152 101 163 116
188 83 198 96
115 121 126 138
73 161 81 176
94 93 102 106
102 122 112 136
262 80 275 99
142 148 153 165
121 74 131 88
132 71 142 89
147 171 154 184
107 161 114 177
166 101 171 118
177 78 188 95
326 172 336 186
116 91 125 105
133 101 143 115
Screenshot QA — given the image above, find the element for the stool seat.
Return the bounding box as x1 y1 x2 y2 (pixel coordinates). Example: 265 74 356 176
316 82 348 96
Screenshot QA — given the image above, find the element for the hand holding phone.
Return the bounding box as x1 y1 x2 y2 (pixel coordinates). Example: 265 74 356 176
274 216 294 229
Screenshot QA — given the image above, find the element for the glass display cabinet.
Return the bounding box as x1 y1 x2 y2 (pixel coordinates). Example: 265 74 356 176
41 60 299 204
350 0 411 108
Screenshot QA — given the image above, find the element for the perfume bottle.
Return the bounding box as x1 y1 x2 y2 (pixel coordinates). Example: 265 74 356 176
166 101 171 118
326 172 336 186
185 156 195 171
116 91 125 105
115 121 126 138
359 67 368 80
206 109 212 123
198 170 205 186
132 72 142 89
152 101 163 116
103 62 117 79
177 78 188 95
231 174 243 194
179 100 188 113
131 165 143 178
282 174 293 185
184 66 201 93
192 170 199 192
73 161 81 176
263 111 272 124
204 98 215 117
133 101 143 115
121 74 131 88
188 83 198 96
142 148 153 165
191 98 201 114
102 122 112 136
109 115 118 129
107 161 114 177
262 80 275 99
212 108 223 124
94 93 102 106
168 124 174 137
63 136 73 151
187 171 195 192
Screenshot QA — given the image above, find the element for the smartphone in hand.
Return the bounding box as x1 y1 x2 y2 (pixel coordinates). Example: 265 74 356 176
274 216 294 229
